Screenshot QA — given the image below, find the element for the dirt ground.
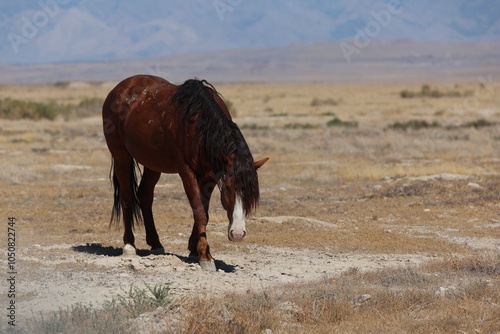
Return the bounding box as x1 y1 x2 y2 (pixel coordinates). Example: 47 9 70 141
0 81 499 331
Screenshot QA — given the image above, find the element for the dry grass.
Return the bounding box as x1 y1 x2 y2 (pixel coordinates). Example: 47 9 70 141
1 80 499 333
176 254 500 334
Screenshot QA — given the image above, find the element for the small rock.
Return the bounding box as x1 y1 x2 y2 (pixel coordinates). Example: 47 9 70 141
468 182 481 189
354 294 372 304
435 286 457 297
174 266 185 272
435 286 448 297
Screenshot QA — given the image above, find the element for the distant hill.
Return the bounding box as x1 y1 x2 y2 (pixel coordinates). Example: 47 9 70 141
1 0 499 65
1 41 499 84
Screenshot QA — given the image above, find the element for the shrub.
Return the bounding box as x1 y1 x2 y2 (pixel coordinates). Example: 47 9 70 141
53 81 70 88
311 97 338 107
389 119 441 131
0 98 60 120
400 90 416 98
284 123 317 129
461 119 496 129
326 117 358 128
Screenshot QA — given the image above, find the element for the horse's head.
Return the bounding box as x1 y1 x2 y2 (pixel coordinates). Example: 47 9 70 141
219 155 269 241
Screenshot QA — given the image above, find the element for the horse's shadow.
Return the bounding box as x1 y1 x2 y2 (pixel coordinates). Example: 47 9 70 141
72 243 236 273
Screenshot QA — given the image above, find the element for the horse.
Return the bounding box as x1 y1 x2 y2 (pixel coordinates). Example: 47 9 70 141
102 75 268 271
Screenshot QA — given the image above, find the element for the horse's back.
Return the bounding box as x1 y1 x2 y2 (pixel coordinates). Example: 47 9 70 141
102 75 180 172
103 74 176 125
117 74 171 89
103 75 172 109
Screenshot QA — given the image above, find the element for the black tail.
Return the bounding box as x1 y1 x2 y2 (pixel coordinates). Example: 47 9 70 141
109 158 143 228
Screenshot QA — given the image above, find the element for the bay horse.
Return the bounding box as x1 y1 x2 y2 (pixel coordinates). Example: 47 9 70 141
102 75 268 271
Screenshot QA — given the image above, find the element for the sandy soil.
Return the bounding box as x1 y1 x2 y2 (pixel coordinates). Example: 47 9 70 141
17 239 432 316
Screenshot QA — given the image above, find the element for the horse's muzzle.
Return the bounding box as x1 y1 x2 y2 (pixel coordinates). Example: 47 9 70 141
228 227 246 241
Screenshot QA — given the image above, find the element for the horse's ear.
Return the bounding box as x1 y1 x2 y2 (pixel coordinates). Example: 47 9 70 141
253 157 269 170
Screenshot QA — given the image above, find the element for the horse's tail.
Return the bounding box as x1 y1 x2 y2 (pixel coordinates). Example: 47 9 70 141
109 157 143 228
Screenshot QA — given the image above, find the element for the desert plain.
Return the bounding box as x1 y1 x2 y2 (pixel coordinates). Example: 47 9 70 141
0 79 499 333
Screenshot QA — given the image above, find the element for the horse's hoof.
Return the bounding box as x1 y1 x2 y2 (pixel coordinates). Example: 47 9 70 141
122 244 137 257
151 247 165 255
199 260 217 272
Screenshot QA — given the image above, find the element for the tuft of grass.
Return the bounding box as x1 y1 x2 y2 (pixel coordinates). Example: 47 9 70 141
117 283 171 317
270 112 288 117
388 118 496 132
53 81 70 88
400 89 416 98
27 283 171 334
326 117 358 128
28 302 128 334
379 268 428 287
388 119 441 131
284 123 317 129
428 254 500 276
311 97 339 107
460 119 497 129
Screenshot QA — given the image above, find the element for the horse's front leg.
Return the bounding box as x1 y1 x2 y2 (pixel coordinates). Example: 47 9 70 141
179 167 217 271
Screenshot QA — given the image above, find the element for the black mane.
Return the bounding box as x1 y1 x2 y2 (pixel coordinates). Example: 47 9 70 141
169 79 260 214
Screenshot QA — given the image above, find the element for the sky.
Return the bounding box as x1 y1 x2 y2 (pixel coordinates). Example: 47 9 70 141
0 0 499 65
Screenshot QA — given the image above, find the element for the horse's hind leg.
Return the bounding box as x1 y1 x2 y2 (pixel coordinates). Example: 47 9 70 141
138 167 164 254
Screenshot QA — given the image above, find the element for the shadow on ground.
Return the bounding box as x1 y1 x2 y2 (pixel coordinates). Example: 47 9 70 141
72 242 236 272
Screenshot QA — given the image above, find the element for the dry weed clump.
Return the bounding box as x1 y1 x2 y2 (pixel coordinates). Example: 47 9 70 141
180 293 277 334
27 283 171 334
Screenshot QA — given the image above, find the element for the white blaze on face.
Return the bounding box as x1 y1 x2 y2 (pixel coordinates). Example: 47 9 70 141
228 195 246 241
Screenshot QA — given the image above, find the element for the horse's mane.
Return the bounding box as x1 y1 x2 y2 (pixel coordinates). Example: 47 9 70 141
169 79 259 214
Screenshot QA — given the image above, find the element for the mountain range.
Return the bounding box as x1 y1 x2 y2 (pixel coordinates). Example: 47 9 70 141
1 0 499 65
